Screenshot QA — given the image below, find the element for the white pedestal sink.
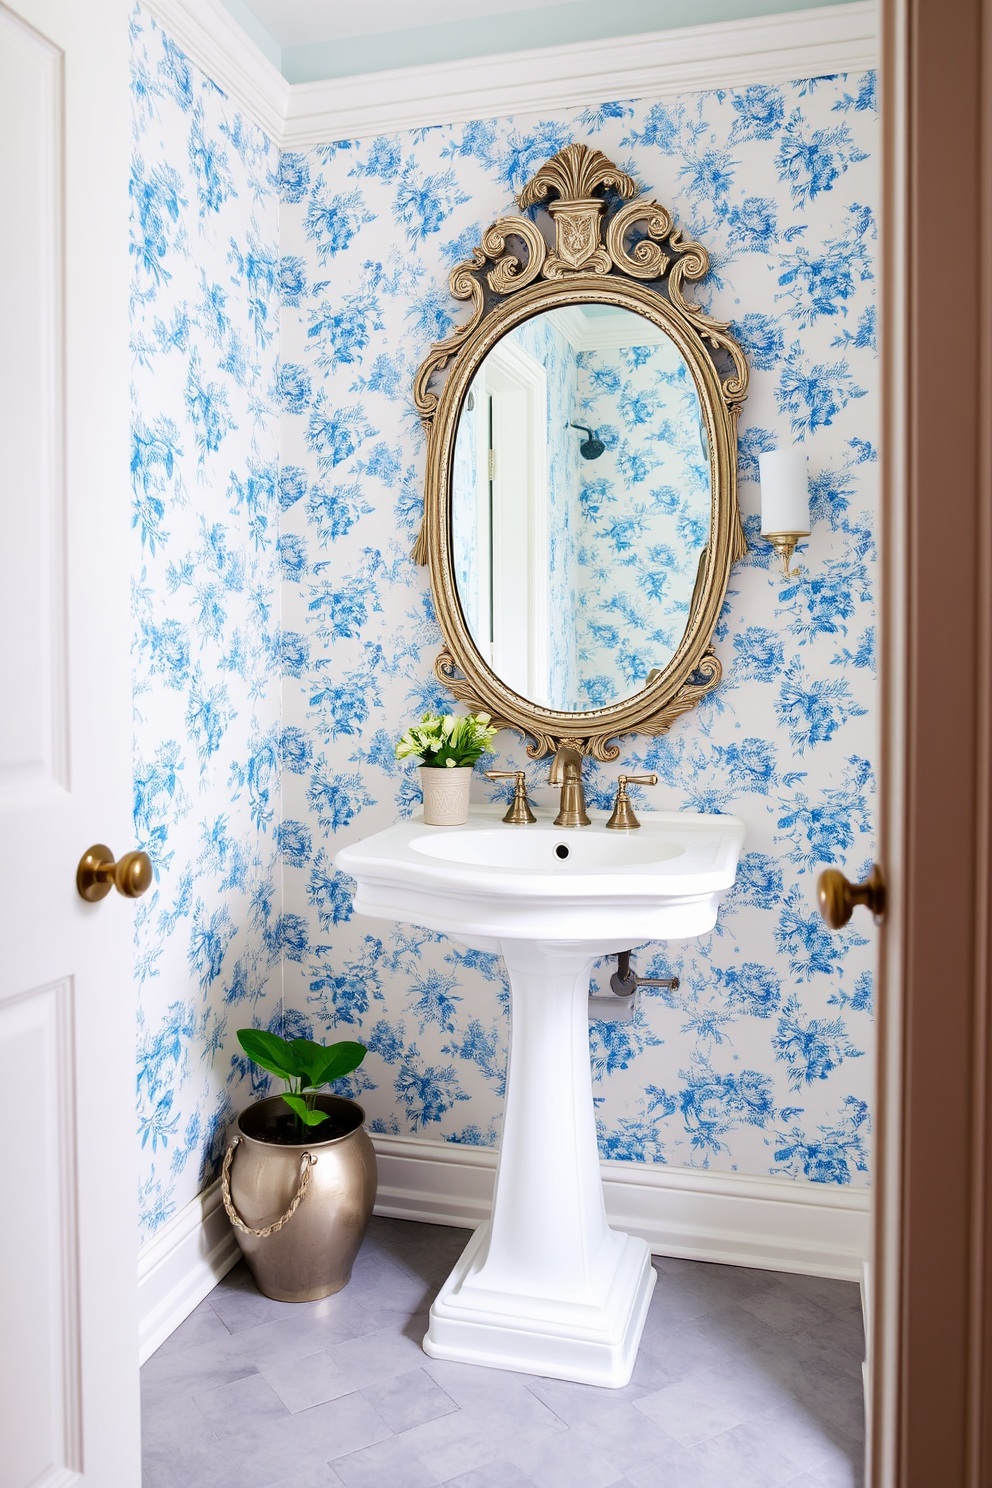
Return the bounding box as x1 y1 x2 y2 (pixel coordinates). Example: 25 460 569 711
335 805 744 1388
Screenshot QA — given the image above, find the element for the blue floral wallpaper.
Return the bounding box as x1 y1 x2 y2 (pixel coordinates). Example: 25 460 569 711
130 9 283 1239
131 9 878 1236
278 77 879 1185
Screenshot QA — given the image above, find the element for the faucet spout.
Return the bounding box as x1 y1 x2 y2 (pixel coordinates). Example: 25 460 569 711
549 746 591 828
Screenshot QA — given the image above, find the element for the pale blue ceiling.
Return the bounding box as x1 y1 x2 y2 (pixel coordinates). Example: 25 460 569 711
220 0 854 84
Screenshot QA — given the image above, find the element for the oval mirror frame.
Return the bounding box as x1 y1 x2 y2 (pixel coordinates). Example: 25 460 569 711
412 143 749 761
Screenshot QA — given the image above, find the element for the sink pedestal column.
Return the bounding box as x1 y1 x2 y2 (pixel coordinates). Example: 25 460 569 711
423 940 656 1387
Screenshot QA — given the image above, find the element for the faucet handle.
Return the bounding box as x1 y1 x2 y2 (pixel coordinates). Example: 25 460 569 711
605 773 658 831
484 770 537 825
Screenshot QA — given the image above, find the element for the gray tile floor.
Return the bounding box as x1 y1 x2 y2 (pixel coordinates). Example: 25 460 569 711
142 1218 865 1488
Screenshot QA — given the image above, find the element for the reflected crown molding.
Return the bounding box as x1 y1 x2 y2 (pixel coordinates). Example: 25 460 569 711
146 0 877 148
545 305 673 353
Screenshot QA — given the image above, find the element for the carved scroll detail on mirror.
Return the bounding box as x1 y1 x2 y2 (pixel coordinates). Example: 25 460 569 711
434 645 726 762
519 143 636 278
413 142 750 759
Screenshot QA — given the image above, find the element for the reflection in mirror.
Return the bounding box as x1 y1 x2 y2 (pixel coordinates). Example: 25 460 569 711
451 305 711 714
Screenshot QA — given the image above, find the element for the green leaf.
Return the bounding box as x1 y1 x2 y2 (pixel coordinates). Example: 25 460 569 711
282 1093 331 1126
237 1029 305 1082
286 1038 328 1086
310 1041 367 1088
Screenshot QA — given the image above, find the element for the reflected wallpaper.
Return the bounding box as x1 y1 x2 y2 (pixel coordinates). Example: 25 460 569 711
132 5 878 1238
572 335 711 707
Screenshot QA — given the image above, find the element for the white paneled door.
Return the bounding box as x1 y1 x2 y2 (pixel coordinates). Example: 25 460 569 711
0 3 140 1485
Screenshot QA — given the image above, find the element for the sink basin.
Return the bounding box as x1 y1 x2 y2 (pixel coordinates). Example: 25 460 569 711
335 803 744 1390
409 824 684 870
337 804 745 948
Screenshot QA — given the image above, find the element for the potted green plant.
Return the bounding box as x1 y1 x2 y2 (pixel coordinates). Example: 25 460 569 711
221 1030 376 1302
396 710 498 825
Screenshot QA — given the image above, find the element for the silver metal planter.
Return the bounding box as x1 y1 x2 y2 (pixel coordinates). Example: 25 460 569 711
222 1094 377 1302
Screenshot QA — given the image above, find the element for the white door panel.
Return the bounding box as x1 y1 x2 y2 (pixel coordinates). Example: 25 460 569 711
0 3 140 1485
0 6 66 809
0 979 80 1488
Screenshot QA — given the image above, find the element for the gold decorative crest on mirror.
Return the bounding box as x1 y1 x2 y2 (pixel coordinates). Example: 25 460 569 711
412 143 749 762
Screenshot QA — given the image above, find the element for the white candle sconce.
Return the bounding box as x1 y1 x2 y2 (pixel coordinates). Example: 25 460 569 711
758 447 810 579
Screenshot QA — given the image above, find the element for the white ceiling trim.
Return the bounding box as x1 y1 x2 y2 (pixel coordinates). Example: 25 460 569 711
284 2 877 147
146 0 876 150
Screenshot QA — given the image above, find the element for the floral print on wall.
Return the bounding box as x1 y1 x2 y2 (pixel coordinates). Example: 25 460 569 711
277 76 879 1185
129 8 878 1229
130 9 283 1238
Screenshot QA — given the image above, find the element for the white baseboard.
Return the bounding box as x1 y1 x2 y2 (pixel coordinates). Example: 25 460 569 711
137 1177 240 1365
373 1134 496 1230
372 1135 870 1282
138 1137 870 1359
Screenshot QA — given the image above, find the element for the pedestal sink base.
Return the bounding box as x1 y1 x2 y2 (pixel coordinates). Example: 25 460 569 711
418 935 659 1388
336 811 745 1390
424 1220 657 1388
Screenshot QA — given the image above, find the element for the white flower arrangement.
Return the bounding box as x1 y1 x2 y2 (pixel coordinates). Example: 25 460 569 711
395 711 498 769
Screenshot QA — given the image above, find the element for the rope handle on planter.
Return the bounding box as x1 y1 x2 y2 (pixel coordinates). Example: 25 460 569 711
221 1138 316 1238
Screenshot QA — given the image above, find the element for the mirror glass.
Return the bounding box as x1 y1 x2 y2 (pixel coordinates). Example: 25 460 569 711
451 304 711 713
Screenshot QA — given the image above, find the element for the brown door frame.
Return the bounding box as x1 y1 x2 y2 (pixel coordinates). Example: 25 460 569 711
876 0 992 1481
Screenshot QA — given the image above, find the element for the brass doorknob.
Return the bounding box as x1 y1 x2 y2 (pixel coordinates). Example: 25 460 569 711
76 844 153 903
816 863 886 929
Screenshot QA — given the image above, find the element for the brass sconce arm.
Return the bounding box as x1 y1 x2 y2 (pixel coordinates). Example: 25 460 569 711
761 530 809 579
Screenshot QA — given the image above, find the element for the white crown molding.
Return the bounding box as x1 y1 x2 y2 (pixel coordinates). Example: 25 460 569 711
283 2 877 148
372 1134 870 1281
143 0 289 142
143 0 876 151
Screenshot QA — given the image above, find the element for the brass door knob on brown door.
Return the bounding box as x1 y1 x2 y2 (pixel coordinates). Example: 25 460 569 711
816 863 886 929
76 845 153 902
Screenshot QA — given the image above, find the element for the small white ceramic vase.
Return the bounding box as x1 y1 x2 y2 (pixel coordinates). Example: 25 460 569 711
420 765 472 826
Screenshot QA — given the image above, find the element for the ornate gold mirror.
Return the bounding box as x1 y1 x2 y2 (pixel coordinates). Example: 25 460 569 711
413 143 748 761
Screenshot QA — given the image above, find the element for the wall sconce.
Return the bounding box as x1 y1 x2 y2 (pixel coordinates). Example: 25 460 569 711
759 448 810 578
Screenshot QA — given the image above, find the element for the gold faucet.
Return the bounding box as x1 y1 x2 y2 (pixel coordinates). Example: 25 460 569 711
549 745 591 828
